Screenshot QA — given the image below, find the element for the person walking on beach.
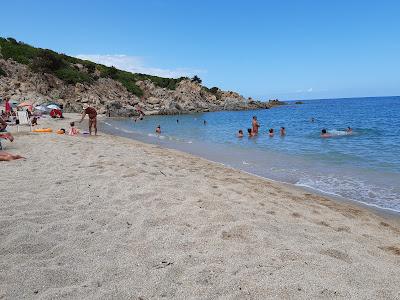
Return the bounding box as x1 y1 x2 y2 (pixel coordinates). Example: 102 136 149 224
252 116 260 134
79 105 97 135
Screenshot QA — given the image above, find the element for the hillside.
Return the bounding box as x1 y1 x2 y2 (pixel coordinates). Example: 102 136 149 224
0 37 284 116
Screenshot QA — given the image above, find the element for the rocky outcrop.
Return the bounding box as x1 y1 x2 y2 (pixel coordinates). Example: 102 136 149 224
0 58 285 116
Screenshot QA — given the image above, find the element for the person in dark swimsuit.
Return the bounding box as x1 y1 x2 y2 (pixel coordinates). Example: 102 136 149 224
79 106 97 135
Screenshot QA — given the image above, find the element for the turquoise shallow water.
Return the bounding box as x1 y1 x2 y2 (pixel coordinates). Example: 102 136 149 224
100 96 400 212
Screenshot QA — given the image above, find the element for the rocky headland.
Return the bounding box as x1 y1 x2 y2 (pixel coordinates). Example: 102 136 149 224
0 38 285 116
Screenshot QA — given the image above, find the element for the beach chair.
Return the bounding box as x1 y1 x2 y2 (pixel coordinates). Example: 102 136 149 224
17 110 32 132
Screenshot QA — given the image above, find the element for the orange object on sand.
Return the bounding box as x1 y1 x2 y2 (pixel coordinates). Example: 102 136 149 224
32 128 53 133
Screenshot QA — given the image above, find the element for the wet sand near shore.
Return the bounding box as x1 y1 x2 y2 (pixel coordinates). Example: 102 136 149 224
1 114 399 299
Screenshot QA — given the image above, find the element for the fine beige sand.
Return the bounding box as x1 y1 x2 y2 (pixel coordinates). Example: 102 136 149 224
1 114 399 299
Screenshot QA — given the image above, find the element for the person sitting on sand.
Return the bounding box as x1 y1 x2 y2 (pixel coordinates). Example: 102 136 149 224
280 127 286 136
79 105 97 135
247 128 255 137
31 116 38 126
269 128 274 137
0 116 14 142
156 125 161 134
237 129 244 138
321 129 332 138
346 126 353 134
0 151 24 161
252 116 260 134
68 122 79 136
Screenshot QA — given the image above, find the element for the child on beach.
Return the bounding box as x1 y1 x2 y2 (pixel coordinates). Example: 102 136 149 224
68 122 79 136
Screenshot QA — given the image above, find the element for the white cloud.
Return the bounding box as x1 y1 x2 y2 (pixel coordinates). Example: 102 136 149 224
75 54 204 78
307 87 313 92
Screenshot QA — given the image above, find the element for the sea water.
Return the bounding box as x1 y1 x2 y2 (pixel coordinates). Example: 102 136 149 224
100 96 400 212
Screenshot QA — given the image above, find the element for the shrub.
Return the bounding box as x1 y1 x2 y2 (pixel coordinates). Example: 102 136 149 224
209 87 219 94
0 38 39 64
31 49 65 73
55 67 92 84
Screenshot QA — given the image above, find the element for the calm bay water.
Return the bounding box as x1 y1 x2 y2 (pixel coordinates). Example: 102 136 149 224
100 96 400 212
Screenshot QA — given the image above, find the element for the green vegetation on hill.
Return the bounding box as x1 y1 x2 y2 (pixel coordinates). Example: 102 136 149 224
0 37 187 96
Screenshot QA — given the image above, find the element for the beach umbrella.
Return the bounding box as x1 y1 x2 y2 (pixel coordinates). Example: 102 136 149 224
47 104 61 110
35 105 47 111
9 99 19 108
17 102 31 107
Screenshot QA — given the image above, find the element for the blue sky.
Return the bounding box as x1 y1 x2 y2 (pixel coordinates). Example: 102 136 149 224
1 0 399 100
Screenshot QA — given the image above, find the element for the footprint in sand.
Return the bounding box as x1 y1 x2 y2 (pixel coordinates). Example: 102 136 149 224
379 246 400 256
320 249 352 263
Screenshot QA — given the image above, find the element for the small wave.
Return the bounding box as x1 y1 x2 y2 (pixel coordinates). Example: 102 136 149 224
328 129 351 136
295 176 400 212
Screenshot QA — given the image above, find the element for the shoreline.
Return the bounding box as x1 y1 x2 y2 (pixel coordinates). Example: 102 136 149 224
1 113 400 299
99 116 400 221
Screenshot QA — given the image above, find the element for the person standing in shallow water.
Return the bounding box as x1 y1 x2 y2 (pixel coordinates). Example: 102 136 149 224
280 127 286 136
156 125 161 134
252 116 260 134
79 105 97 135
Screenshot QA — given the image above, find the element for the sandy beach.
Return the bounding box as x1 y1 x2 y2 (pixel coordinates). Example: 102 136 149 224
1 114 399 299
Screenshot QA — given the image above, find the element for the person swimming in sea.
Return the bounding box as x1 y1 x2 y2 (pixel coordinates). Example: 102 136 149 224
203 120 207 125
252 116 260 134
156 125 161 134
280 127 286 136
247 128 255 137
237 130 244 138
346 126 353 134
269 128 274 137
321 129 332 138
176 119 179 123
310 117 315 123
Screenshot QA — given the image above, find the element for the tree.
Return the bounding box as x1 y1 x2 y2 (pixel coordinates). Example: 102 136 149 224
191 75 202 84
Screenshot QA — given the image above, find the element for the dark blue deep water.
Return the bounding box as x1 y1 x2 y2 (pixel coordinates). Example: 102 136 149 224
101 96 400 212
